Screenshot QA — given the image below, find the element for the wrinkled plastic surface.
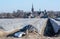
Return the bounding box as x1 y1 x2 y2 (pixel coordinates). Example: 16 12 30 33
14 32 25 38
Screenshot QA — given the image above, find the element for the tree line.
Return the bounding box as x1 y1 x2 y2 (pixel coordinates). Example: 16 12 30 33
0 10 60 18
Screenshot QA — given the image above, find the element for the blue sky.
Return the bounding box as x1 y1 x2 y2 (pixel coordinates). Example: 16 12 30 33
0 0 60 12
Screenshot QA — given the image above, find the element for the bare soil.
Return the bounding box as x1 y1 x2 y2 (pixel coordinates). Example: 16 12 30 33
0 32 60 39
